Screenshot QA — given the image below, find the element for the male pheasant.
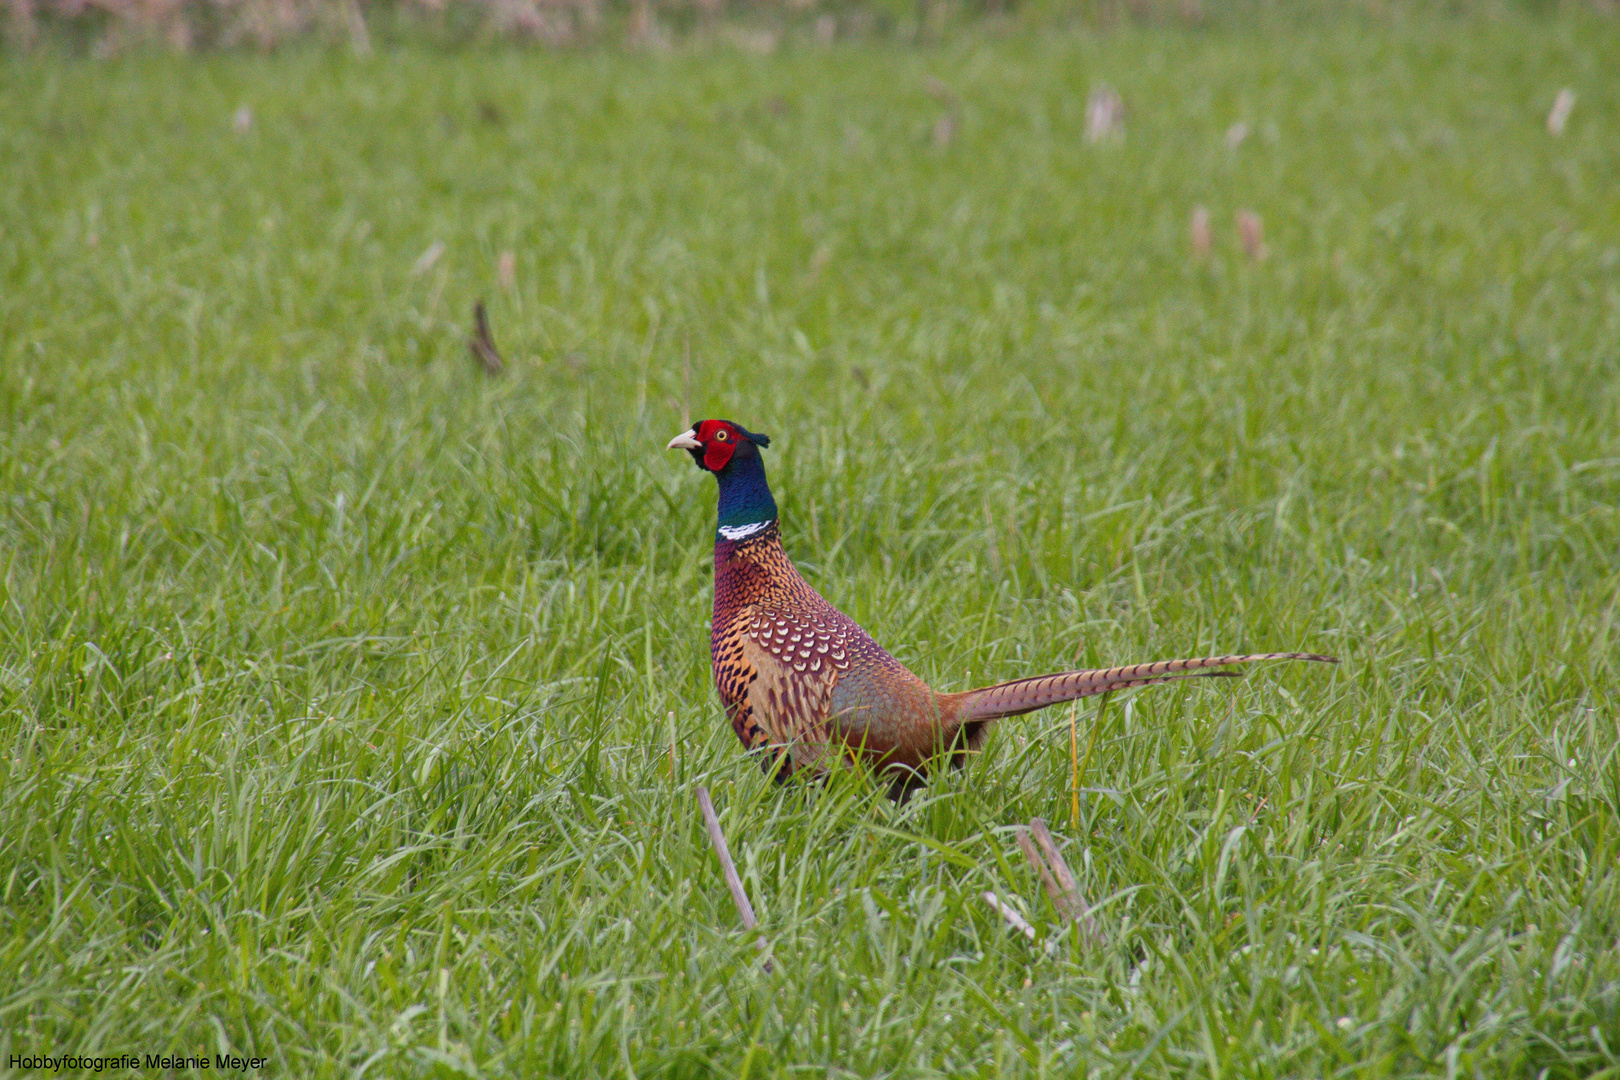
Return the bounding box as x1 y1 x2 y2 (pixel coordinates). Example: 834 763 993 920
668 419 1334 798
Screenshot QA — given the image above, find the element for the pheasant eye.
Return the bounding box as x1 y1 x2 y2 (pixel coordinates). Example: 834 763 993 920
715 430 728 441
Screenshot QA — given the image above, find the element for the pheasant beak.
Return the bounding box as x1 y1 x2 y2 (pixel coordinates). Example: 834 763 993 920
666 430 702 451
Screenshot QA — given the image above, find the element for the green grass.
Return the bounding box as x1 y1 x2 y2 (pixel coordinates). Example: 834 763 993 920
3 12 1619 1077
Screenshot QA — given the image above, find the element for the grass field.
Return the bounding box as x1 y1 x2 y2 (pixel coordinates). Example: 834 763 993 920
4 11 1620 1077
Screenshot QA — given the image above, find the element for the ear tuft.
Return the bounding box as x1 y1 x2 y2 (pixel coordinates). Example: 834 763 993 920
751 432 771 449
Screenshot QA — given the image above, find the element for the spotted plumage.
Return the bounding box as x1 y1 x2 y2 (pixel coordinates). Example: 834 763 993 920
668 419 1336 796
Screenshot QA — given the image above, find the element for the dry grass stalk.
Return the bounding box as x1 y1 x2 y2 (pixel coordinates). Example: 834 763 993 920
1190 205 1211 258
1547 88 1575 136
665 711 677 779
1085 85 1124 143
6 0 39 47
469 300 505 375
695 786 774 972
497 251 516 292
1029 817 1101 941
981 892 1037 941
932 112 956 148
344 0 369 54
1225 121 1249 149
1015 827 1068 914
625 0 659 45
803 243 833 287
1236 209 1266 261
232 105 254 133
413 241 445 275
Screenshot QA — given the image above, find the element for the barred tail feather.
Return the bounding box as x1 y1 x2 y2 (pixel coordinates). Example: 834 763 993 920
955 652 1336 723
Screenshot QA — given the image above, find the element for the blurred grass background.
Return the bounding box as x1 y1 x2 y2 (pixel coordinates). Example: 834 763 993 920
3 6 1619 1077
6 0 1617 54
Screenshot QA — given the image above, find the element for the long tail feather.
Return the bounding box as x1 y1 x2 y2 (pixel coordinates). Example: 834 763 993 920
955 652 1336 723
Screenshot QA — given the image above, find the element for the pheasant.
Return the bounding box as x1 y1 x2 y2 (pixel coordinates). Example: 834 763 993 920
667 419 1335 798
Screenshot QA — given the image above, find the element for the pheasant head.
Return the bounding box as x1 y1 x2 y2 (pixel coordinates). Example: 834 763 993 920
667 419 777 541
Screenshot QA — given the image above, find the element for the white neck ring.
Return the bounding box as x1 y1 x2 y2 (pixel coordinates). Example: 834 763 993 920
717 521 769 541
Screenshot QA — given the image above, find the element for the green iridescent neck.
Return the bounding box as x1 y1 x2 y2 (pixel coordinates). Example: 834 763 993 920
714 448 777 539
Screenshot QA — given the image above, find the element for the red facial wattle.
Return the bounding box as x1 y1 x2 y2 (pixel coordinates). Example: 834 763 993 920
704 442 735 471
698 421 739 472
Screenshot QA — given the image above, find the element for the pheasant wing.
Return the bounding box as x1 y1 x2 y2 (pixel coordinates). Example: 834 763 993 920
729 606 858 776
